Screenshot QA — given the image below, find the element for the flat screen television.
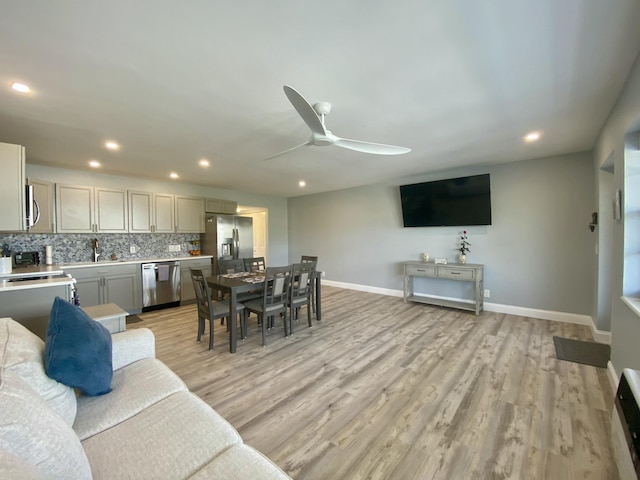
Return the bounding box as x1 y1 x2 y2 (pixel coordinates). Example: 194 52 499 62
400 174 492 227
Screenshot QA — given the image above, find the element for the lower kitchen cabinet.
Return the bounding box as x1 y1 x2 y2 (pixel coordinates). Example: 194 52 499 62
180 257 212 304
69 264 142 313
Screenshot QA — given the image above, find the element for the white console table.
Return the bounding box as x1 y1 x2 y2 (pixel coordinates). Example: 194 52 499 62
403 261 484 315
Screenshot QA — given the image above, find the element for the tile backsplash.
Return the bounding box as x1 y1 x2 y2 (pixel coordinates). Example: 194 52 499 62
0 233 202 264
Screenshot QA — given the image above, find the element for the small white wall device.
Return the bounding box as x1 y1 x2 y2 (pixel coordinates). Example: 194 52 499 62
434 258 447 265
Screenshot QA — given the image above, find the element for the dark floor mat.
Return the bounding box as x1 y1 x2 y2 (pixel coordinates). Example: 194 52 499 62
553 336 610 368
126 314 143 324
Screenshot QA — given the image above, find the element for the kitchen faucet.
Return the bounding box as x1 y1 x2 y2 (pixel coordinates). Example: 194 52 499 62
92 238 101 262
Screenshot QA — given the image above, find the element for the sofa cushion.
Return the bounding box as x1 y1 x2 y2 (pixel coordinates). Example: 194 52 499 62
0 448 46 480
0 317 77 426
44 297 113 396
74 357 187 440
189 444 291 479
82 390 242 479
0 370 92 480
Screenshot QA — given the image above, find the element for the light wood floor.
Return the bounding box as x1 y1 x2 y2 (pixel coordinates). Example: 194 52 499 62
131 287 619 479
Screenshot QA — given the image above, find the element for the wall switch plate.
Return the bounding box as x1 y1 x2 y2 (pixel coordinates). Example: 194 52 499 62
434 258 447 264
484 289 490 298
168 244 181 252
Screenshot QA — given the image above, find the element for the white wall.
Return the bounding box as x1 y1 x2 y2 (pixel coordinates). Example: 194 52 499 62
288 151 595 316
593 50 640 373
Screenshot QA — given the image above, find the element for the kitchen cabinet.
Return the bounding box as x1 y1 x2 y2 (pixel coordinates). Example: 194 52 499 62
69 263 142 313
175 195 205 233
0 142 26 232
56 184 128 233
28 179 55 233
129 191 175 233
205 198 237 215
180 257 212 303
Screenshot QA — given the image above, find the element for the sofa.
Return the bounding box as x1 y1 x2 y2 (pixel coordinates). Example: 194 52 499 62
0 316 291 479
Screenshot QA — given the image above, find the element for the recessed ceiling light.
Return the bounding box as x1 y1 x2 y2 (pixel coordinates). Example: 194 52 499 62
524 131 542 142
199 158 210 167
11 82 30 93
169 172 179 179
299 180 306 187
104 141 120 150
88 160 101 168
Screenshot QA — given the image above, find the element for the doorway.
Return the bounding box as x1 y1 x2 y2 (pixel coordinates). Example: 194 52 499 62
237 206 268 264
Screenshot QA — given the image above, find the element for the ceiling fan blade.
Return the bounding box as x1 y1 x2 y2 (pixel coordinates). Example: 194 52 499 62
283 85 326 136
262 141 311 161
333 137 411 155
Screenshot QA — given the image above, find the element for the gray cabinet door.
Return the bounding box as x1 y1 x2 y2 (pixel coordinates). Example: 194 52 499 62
175 196 205 233
95 188 128 233
104 274 142 312
75 277 103 308
180 259 212 303
56 184 94 233
153 193 175 232
0 142 25 232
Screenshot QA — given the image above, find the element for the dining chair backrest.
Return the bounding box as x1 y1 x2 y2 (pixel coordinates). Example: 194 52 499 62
290 262 313 302
190 268 213 320
244 257 266 272
218 258 245 275
262 265 291 308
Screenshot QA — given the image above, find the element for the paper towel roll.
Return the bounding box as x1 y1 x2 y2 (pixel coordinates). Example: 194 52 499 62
45 245 53 265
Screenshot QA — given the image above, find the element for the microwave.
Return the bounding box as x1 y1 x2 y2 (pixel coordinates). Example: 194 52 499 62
25 183 40 230
13 251 40 267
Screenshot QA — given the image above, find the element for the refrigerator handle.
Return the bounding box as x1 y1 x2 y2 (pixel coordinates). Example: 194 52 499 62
233 228 239 259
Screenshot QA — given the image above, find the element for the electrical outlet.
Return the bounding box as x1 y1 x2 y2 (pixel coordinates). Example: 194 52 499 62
129 245 136 254
168 244 181 252
484 289 490 298
322 271 326 277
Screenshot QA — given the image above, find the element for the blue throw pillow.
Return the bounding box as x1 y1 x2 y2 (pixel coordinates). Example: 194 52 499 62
44 297 113 396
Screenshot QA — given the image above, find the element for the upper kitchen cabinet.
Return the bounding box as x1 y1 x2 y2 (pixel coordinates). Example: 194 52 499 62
0 142 26 232
205 198 238 215
129 191 175 233
175 195 205 233
28 179 55 233
56 184 128 233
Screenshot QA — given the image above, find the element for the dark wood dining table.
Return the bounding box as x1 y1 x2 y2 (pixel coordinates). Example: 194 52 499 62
206 270 322 353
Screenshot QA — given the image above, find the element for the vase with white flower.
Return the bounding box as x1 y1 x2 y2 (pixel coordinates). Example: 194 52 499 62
458 231 470 264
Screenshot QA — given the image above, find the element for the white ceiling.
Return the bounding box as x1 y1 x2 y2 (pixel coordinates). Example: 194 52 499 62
1 1 640 197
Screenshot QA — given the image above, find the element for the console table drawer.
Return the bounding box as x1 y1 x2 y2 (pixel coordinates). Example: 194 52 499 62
438 267 475 280
405 264 437 277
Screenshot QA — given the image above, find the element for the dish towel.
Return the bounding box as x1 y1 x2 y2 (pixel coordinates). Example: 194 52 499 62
157 265 170 281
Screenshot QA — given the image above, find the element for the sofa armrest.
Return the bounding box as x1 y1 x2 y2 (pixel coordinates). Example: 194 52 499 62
111 328 156 371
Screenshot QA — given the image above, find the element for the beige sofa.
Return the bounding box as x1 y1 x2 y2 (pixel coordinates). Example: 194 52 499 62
0 317 290 479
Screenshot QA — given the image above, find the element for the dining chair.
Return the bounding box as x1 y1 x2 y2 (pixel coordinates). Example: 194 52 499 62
217 258 245 275
288 262 314 334
243 265 292 346
301 255 318 314
243 256 266 272
190 268 247 350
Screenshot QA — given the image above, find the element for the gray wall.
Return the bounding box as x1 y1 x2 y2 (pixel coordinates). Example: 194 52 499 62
288 151 596 316
22 164 290 266
593 49 640 374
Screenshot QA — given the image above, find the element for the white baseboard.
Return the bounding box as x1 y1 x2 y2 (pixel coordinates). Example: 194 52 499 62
322 280 612 344
608 361 619 395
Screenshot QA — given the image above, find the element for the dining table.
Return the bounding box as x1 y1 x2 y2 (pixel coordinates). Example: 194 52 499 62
207 270 322 353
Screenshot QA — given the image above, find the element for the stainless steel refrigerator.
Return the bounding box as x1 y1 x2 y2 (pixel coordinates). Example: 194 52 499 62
201 214 253 273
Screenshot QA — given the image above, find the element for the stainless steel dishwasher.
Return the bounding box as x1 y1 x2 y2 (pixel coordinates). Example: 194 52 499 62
142 261 181 311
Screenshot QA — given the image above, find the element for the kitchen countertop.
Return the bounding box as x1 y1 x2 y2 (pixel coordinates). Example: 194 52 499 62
60 255 213 269
0 275 75 291
0 264 65 279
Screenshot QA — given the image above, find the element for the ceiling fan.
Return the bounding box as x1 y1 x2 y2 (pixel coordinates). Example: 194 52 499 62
264 85 411 161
